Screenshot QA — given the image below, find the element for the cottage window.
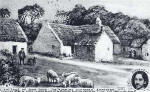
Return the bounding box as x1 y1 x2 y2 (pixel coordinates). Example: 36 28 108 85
52 45 55 49
123 47 125 51
146 53 149 56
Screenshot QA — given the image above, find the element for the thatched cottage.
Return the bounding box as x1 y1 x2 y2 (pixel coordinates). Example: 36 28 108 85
32 21 77 57
0 18 28 54
73 18 120 61
33 18 120 61
130 38 146 59
120 38 146 59
127 37 150 61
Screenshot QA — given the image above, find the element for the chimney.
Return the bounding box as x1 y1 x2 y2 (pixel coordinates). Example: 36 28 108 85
96 17 102 26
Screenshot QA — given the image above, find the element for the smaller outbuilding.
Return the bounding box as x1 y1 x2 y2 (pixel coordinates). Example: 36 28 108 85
130 38 146 59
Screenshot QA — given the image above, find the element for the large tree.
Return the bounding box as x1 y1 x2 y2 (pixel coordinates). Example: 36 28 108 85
18 4 44 24
67 4 86 25
109 12 130 34
19 23 42 44
84 5 110 25
18 4 44 43
0 8 11 18
56 4 150 47
119 19 150 40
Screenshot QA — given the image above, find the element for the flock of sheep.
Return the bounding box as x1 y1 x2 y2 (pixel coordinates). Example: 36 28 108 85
0 56 94 88
19 69 94 88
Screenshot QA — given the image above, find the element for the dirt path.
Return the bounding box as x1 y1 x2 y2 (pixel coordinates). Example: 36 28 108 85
32 54 128 74
22 54 150 88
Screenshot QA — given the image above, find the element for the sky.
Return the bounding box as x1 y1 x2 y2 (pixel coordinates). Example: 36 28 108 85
0 0 150 20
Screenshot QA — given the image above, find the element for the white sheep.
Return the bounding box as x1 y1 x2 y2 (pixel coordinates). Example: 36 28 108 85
19 76 40 87
47 69 60 83
37 75 47 83
62 72 78 78
77 77 94 88
62 74 78 87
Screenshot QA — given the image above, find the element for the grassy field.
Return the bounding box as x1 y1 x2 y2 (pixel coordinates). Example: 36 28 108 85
19 56 129 88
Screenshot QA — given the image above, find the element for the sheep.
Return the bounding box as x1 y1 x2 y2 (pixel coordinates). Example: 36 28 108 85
76 77 94 88
4 83 14 87
62 74 79 87
19 76 40 87
47 69 60 83
62 72 78 78
36 75 48 84
27 57 36 66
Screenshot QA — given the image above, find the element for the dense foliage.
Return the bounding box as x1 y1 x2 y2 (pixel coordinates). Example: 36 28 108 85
18 3 44 24
0 8 11 18
19 23 42 44
0 50 23 85
18 4 44 44
67 4 86 25
55 4 150 43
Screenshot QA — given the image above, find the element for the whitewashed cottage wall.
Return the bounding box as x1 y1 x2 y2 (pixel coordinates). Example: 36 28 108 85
0 42 27 54
95 31 113 62
32 24 62 57
142 39 150 61
32 22 72 57
61 46 72 56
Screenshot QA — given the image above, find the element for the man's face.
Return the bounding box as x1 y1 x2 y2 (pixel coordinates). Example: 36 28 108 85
134 74 145 90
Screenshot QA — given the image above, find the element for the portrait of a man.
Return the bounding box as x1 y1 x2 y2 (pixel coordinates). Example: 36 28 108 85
132 71 149 90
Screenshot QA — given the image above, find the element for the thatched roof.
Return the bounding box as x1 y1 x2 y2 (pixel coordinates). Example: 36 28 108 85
38 21 120 46
50 23 106 46
0 18 27 42
78 24 100 34
131 38 146 48
75 33 101 45
104 26 120 44
75 26 120 45
50 23 77 46
120 40 131 46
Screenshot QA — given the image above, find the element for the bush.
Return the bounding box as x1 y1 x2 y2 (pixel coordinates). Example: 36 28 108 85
0 51 24 86
0 49 12 57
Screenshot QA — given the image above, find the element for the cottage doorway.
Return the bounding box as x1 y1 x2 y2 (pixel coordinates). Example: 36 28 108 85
12 45 17 54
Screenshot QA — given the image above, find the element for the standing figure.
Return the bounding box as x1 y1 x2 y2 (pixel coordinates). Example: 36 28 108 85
18 48 26 65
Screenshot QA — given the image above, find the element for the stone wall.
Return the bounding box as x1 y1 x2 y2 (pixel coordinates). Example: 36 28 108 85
95 31 113 62
74 45 95 61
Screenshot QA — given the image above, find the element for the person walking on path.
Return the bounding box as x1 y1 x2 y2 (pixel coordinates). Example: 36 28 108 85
18 48 26 65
